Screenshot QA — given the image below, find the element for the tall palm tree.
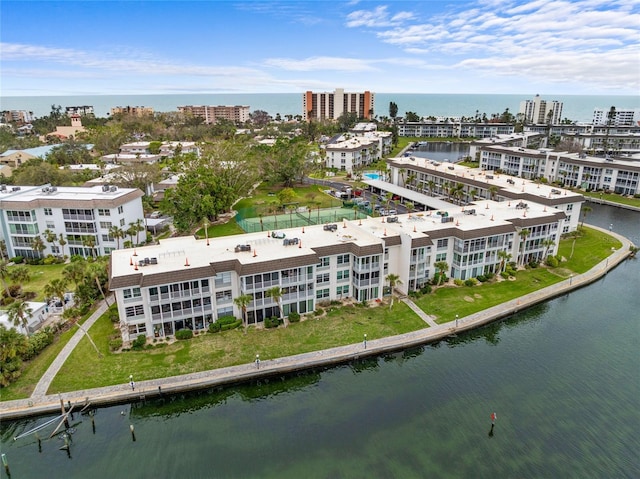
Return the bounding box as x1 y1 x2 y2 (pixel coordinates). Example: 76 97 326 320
58 234 67 258
63 261 86 289
542 238 556 259
427 180 436 197
580 205 592 228
569 230 580 259
86 261 110 306
8 300 33 334
265 286 284 325
109 225 124 249
135 218 144 245
518 228 531 265
385 273 403 309
489 185 499 201
44 229 58 253
31 235 46 258
82 236 97 258
233 293 253 328
434 261 449 286
497 250 512 273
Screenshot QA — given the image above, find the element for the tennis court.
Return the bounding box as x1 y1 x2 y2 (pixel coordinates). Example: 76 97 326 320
236 207 369 233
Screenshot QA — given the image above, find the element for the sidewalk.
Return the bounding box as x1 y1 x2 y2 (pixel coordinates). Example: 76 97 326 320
0 227 633 420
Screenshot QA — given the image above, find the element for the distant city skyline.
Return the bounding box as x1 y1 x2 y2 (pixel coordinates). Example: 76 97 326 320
1 0 638 97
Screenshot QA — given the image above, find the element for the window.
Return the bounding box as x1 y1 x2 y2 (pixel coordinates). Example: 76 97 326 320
44 208 53 216
214 272 232 287
118 206 124 214
337 254 350 265
215 290 232 302
102 234 113 242
435 252 447 262
318 257 330 268
336 285 349 296
125 305 144 317
316 288 330 299
336 270 349 280
217 306 234 318
98 209 111 216
120 218 125 226
437 239 449 249
123 287 142 299
316 273 330 284
100 221 112 229
46 221 55 229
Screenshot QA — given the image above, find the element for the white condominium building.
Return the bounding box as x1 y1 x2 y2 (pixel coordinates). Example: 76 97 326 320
177 105 250 124
592 108 640 127
0 184 144 259
110 199 564 342
324 124 392 173
303 89 374 122
519 95 563 124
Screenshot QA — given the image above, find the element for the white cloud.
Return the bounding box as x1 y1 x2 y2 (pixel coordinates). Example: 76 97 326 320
263 56 378 72
346 5 414 27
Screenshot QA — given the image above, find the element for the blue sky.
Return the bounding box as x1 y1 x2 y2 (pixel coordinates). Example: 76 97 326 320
1 0 638 96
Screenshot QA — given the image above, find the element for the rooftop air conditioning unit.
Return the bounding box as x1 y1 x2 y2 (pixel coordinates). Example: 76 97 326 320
110 186 118 192
102 185 110 192
11 187 20 192
42 186 50 193
0 185 6 192
50 186 57 192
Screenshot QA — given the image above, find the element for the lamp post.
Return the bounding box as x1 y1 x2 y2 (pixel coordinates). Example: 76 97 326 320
455 314 459 328
255 354 260 369
363 334 367 349
570 274 574 285
129 374 134 390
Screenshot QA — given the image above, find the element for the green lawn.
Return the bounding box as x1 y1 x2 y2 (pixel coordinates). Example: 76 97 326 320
558 226 622 273
10 263 67 302
48 301 425 393
581 191 640 209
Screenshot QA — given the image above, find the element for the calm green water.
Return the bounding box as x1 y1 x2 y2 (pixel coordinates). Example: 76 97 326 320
2 205 639 478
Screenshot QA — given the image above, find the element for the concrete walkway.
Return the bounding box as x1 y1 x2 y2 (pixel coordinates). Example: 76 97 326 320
30 299 112 398
400 297 439 327
1 226 634 420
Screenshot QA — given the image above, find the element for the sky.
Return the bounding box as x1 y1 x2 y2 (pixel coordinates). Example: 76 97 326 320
1 0 639 96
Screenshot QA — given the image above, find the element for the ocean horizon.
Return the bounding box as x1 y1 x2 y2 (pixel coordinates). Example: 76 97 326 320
1 93 638 123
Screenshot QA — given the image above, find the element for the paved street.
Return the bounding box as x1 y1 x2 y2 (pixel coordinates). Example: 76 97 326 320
0 225 633 420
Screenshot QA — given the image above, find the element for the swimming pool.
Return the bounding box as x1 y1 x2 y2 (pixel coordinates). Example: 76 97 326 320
364 173 380 180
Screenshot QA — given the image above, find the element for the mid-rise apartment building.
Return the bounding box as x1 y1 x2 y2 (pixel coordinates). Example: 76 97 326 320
177 105 250 124
323 123 392 173
519 95 563 124
303 88 374 122
101 141 200 165
1 110 35 124
398 121 515 138
0 184 144 259
110 106 155 117
592 108 640 127
65 105 94 116
110 198 564 342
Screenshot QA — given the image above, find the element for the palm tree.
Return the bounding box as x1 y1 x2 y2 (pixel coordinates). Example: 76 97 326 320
8 300 33 334
134 218 144 245
82 236 97 258
385 273 403 309
86 261 110 306
265 286 284 325
44 229 58 254
427 180 436 196
109 226 124 249
58 234 67 258
0 259 12 298
233 293 253 328
580 205 592 228
44 278 68 309
542 238 556 259
488 185 499 201
405 201 415 213
31 235 46 258
63 261 86 289
518 228 531 265
434 261 449 286
497 250 512 273
569 230 580 259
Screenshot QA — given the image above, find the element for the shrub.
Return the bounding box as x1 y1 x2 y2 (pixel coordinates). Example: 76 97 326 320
264 316 281 328
465 278 478 287
221 320 241 331
217 316 238 326
10 256 24 264
107 308 120 323
21 329 55 361
314 307 324 317
453 278 464 286
545 256 559 267
420 284 432 295
528 260 540 269
288 311 301 323
208 322 221 333
485 272 495 280
109 337 123 351
43 255 58 265
132 334 146 350
501 271 511 279
175 328 193 340
476 274 487 282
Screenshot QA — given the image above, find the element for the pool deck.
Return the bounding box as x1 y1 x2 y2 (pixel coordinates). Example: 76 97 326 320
0 225 634 421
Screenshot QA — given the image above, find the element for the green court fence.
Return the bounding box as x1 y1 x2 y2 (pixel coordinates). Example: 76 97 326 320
235 207 370 233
